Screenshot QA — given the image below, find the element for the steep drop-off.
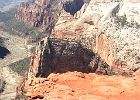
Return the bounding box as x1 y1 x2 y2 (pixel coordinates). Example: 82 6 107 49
16 37 110 99
29 38 109 78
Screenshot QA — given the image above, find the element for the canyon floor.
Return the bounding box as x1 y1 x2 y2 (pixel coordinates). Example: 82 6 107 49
0 30 29 100
26 71 140 100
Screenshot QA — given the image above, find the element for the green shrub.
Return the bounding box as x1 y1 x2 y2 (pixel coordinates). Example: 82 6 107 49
9 57 31 76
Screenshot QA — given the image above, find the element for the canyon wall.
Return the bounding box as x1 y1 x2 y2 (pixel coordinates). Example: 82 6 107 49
14 0 140 79
15 0 86 33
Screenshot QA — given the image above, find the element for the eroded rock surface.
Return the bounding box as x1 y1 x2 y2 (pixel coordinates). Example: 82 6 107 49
29 37 107 78
16 71 140 100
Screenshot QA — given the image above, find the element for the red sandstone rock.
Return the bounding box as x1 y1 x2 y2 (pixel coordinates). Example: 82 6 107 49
18 72 140 100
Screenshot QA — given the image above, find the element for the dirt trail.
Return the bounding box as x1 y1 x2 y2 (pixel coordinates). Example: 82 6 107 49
0 31 29 100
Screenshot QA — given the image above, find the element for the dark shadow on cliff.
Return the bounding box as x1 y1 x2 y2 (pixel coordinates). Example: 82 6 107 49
0 46 10 59
0 79 6 93
63 0 84 15
33 38 109 78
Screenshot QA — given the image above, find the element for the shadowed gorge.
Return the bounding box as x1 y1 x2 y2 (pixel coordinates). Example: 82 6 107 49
0 46 10 59
63 0 84 15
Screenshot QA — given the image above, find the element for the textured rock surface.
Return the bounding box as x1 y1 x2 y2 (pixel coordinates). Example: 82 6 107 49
29 37 105 78
15 0 140 73
16 71 140 100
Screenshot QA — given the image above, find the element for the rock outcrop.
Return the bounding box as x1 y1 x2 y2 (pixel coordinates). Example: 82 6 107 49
29 37 109 78
15 0 140 74
51 0 140 74
15 37 110 99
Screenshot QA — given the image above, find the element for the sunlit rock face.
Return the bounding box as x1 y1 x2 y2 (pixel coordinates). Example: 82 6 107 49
15 0 85 33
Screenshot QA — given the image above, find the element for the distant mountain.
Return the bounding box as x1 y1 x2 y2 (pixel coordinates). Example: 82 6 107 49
0 0 27 8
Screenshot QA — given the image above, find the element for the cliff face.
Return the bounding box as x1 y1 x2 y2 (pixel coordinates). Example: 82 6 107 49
15 0 86 33
29 37 109 78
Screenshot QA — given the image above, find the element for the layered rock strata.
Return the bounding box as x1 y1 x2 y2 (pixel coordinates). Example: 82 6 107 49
15 0 86 33
29 37 109 78
15 1 140 99
15 0 140 74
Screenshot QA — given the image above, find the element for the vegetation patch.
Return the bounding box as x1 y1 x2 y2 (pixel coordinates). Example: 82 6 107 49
30 46 36 53
9 57 31 76
115 15 140 29
0 7 17 22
